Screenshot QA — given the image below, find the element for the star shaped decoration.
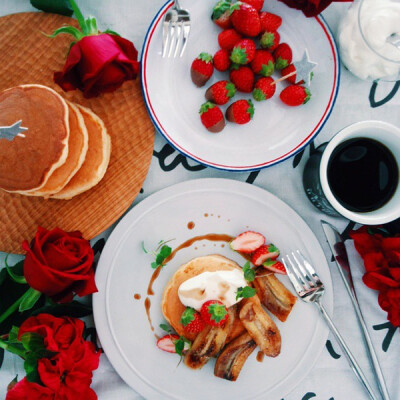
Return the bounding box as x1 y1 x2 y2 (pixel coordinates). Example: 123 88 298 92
0 120 28 141
293 49 318 87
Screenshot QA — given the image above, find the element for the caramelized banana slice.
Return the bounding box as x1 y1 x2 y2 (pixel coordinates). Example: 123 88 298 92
184 307 235 369
254 272 297 322
225 307 246 344
239 296 281 357
214 332 256 381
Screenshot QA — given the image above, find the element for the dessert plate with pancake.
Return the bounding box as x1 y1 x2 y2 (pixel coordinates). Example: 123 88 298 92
141 0 339 171
93 178 333 400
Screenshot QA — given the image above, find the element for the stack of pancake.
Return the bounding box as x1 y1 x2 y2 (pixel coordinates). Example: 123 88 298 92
0 84 111 200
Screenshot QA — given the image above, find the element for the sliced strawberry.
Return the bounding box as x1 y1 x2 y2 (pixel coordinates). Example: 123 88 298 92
156 334 180 353
230 231 265 253
251 243 280 266
262 259 286 275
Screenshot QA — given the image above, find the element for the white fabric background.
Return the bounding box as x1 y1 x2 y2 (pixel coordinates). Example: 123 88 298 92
0 1 399 399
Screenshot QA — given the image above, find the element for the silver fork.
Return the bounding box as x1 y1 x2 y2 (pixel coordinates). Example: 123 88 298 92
162 0 191 58
282 250 379 400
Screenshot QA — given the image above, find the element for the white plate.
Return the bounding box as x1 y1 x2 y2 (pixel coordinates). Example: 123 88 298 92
93 178 333 400
141 0 340 171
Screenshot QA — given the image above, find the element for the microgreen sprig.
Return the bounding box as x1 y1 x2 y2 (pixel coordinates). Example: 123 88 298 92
142 239 174 269
242 261 255 282
236 286 256 301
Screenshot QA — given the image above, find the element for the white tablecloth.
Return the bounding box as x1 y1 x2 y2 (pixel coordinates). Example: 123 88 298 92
0 1 399 399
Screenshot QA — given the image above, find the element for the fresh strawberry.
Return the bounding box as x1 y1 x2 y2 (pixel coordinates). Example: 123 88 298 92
199 102 225 132
253 77 276 101
157 334 180 353
250 50 274 77
230 66 255 93
218 29 242 50
214 49 231 71
191 53 214 87
230 39 256 65
230 231 265 253
280 85 311 106
281 64 311 84
241 0 264 12
230 2 261 37
263 260 286 275
180 307 205 333
260 30 280 51
226 99 254 125
273 43 293 70
200 300 229 327
212 0 233 29
251 244 280 266
206 80 236 105
259 12 282 32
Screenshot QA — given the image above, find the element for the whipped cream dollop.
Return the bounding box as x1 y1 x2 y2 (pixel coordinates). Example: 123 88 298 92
338 0 400 80
178 270 247 311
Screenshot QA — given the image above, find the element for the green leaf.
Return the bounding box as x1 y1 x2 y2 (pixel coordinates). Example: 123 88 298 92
208 303 227 323
5 256 27 285
155 253 165 265
141 241 148 254
45 26 83 40
236 286 256 300
180 308 196 326
24 355 40 383
8 326 19 344
20 333 44 353
85 17 98 35
103 29 121 37
243 262 255 282
30 0 73 16
19 289 42 312
30 300 92 318
159 323 172 333
159 245 172 259
174 336 191 356
151 261 158 269
68 0 89 34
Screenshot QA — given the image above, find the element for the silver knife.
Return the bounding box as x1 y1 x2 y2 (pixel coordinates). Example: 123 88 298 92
321 220 390 400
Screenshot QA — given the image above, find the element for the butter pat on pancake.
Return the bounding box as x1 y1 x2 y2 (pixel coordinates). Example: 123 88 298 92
162 255 242 341
0 85 69 192
27 101 88 197
51 104 111 200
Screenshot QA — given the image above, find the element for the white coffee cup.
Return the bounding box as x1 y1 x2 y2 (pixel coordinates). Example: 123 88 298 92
319 120 400 225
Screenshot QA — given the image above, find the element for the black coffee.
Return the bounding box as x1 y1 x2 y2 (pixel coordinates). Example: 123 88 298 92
327 138 399 213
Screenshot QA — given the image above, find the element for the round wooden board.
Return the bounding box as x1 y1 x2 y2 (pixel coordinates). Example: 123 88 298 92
0 12 154 254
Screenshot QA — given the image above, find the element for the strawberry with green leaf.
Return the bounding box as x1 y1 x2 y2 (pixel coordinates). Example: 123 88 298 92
212 0 233 29
206 81 236 105
191 53 214 87
230 39 256 65
250 50 274 77
200 300 228 327
252 243 280 266
253 77 276 101
226 99 255 125
180 307 205 333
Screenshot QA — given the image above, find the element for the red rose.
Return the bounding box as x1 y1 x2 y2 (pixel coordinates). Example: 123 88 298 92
18 314 85 357
38 342 100 400
379 289 400 327
54 33 140 98
351 227 400 328
278 0 352 17
22 227 97 303
6 378 55 400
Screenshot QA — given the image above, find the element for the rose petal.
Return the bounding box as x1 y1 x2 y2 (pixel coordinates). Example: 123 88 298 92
350 229 382 257
6 378 54 400
363 271 400 290
363 252 388 272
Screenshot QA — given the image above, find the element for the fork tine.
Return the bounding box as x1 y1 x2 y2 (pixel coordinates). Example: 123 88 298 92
282 256 304 294
162 21 170 58
173 22 183 58
167 23 176 58
286 253 310 290
180 20 190 57
292 251 316 288
296 250 323 285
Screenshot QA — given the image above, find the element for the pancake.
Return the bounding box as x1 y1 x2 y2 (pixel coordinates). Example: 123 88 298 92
26 101 89 197
51 104 111 200
0 84 69 192
162 255 242 341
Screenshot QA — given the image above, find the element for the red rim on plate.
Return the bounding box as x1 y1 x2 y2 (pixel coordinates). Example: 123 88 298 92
141 1 340 171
